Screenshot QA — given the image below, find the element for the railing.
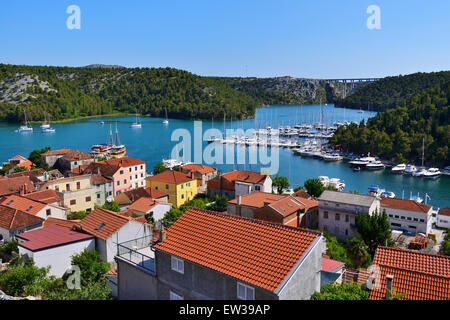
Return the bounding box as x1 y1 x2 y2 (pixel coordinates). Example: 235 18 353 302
116 235 155 273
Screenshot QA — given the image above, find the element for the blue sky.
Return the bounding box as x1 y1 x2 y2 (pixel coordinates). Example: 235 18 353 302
1 0 449 78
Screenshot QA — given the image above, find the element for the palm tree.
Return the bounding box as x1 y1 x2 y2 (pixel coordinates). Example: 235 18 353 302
347 237 370 268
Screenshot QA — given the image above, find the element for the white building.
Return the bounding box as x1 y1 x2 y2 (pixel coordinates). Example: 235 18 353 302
381 198 433 235
127 197 172 221
437 208 450 229
78 208 152 262
0 206 44 242
1 194 68 221
17 225 95 277
318 190 380 241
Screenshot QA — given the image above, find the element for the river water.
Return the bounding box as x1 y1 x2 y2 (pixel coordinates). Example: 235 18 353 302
1 104 448 209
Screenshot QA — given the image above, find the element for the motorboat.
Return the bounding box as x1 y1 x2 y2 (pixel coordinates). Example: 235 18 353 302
380 191 396 198
322 153 343 161
423 168 441 179
404 165 417 175
412 168 425 177
349 155 376 167
367 185 381 197
366 160 385 170
353 166 361 172
442 166 450 176
41 127 55 133
329 178 345 191
410 195 423 203
391 163 406 173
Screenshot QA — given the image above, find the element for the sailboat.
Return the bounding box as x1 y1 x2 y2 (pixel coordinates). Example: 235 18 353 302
110 123 127 158
40 111 51 130
130 109 142 128
18 110 33 133
163 108 169 125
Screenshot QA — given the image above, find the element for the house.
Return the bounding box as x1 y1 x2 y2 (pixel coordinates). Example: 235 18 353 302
114 187 168 210
227 192 319 229
381 198 433 235
78 208 152 262
6 168 46 184
437 208 450 229
127 197 172 221
83 156 147 196
180 164 217 193
40 148 94 174
91 174 114 206
368 246 450 300
0 205 44 242
16 225 95 277
0 194 68 220
0 176 36 197
41 175 96 213
318 190 380 241
321 255 345 286
23 189 62 206
100 157 147 191
40 148 72 168
2 155 35 173
115 207 324 300
207 170 272 199
145 170 197 207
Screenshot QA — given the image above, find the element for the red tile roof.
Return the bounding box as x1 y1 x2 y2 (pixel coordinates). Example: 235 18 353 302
43 217 80 229
71 164 90 175
100 156 145 168
79 208 138 240
0 205 44 230
23 189 61 204
0 176 36 196
369 246 450 300
146 170 194 184
322 256 345 272
342 267 369 285
153 207 321 292
381 198 432 213
228 192 283 208
438 208 450 217
181 164 217 175
0 195 46 215
41 148 71 156
231 170 268 184
145 187 168 199
128 197 170 213
16 224 93 251
292 189 311 199
60 149 92 161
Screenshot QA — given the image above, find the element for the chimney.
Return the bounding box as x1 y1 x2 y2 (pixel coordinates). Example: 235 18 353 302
24 183 28 195
190 172 194 180
19 185 24 196
160 226 166 241
237 194 242 205
385 274 394 300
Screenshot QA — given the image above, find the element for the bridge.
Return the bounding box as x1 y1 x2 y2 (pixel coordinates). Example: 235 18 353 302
323 78 381 98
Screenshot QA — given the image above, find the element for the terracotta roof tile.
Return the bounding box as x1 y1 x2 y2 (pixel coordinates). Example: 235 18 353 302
0 176 36 196
43 217 80 229
322 256 345 272
41 148 71 156
23 189 61 204
0 195 46 215
381 198 432 213
153 207 321 292
438 208 450 217
60 150 92 161
128 197 170 213
146 170 194 184
369 246 450 300
0 205 44 230
100 156 145 168
181 164 217 175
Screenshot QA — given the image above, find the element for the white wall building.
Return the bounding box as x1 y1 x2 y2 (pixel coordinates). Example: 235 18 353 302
437 208 450 229
127 197 172 221
16 225 95 277
318 190 380 241
381 198 433 235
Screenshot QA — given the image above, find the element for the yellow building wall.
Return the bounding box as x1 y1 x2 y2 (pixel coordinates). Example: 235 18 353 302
146 179 197 207
46 176 95 212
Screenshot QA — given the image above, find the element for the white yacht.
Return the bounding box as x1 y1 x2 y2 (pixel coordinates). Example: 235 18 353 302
391 163 406 173
163 108 169 125
380 191 396 198
322 153 343 161
328 178 345 191
130 109 142 128
412 168 426 177
18 110 33 133
366 160 385 170
349 156 376 167
40 111 51 130
404 165 418 175
423 168 441 178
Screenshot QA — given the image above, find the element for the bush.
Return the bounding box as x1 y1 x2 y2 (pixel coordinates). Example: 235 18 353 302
311 281 370 300
0 239 18 255
67 210 88 220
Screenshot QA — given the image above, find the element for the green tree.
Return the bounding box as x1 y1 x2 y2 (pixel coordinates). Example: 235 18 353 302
153 161 168 174
395 153 405 164
69 249 110 286
356 209 394 255
67 210 88 220
13 166 28 173
303 178 325 198
310 281 370 300
346 236 371 269
160 207 184 228
28 147 51 169
0 238 18 255
323 232 351 267
208 195 228 212
272 175 290 194
0 261 48 297
101 201 120 212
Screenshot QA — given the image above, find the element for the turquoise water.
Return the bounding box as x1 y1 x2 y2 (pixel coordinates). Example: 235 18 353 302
0 104 448 209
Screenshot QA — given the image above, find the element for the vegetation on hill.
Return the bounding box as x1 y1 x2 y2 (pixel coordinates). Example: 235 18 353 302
329 82 450 166
0 64 258 122
334 71 450 111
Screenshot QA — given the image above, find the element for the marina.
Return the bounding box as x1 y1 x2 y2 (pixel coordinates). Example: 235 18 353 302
1 103 449 208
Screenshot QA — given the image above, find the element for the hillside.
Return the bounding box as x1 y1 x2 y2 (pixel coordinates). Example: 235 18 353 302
0 64 259 122
213 77 340 105
334 71 450 112
329 81 450 166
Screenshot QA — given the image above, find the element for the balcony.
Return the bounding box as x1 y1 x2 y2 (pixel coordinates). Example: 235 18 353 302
116 235 155 274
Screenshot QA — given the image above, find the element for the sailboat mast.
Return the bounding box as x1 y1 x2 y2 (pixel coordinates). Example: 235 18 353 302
421 137 425 167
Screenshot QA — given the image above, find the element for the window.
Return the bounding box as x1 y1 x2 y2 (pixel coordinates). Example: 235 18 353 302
70 200 76 205
74 161 77 166
407 217 412 221
181 184 184 189
135 175 137 179
97 194 100 199
120 170 124 174
46 209 51 216
394 215 399 219
66 184 70 192
140 165 143 170
135 166 138 171
141 173 143 178
413 218 418 222
237 282 254 300
389 214 393 218
117 181 120 186
124 179 127 184
86 196 91 202
129 168 132 172
400 216 405 220
181 194 184 199
345 229 348 235
170 290 184 300
336 203 340 207
391 223 401 227
171 256 184 274
323 212 328 219
335 214 340 221
166 184 169 190
76 182 81 190
255 185 261 191
419 219 425 223
345 215 349 222
187 182 190 187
